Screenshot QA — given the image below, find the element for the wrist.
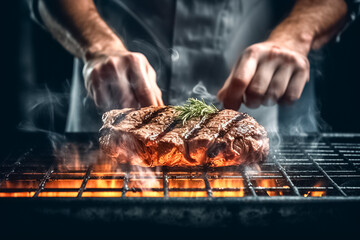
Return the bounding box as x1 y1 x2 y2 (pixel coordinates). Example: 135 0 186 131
267 19 315 56
83 38 127 62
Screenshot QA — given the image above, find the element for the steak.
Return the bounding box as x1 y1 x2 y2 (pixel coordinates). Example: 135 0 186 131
99 106 269 167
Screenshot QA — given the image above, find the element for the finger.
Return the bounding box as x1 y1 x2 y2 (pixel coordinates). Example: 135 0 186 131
147 65 163 106
220 53 258 110
93 81 112 110
109 79 138 108
281 69 308 104
127 58 158 107
263 64 294 106
155 87 164 106
96 61 123 109
245 60 278 108
85 69 111 109
101 58 138 108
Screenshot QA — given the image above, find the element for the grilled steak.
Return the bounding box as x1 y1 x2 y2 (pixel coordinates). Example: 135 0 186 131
99 106 269 167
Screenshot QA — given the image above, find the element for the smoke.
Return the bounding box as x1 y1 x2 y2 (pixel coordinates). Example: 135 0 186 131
191 81 222 108
168 81 223 110
18 84 70 150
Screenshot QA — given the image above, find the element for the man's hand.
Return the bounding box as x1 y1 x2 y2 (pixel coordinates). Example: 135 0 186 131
217 0 347 111
83 51 164 111
217 41 309 110
37 0 164 111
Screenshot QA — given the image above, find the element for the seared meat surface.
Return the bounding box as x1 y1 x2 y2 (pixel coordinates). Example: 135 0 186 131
99 106 269 167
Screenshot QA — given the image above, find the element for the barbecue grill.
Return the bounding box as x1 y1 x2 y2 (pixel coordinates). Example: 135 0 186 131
1 132 360 236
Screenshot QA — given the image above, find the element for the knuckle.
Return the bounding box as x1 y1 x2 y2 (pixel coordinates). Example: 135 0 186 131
134 52 146 59
103 58 117 69
284 53 297 63
125 53 139 63
269 47 281 56
133 52 147 62
244 45 259 58
247 86 265 98
296 57 310 70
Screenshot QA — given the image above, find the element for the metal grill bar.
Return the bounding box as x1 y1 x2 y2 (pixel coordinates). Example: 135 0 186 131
0 149 32 184
121 167 130 198
77 166 93 198
203 174 213 197
163 167 169 197
272 155 301 196
327 140 360 174
241 168 257 196
33 164 55 197
297 142 347 196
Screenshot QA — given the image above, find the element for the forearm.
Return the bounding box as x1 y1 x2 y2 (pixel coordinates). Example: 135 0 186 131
268 0 348 55
38 0 126 61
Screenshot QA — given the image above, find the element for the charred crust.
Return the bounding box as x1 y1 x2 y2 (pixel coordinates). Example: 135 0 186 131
134 107 169 129
99 127 111 137
184 113 217 140
112 109 134 125
152 119 180 142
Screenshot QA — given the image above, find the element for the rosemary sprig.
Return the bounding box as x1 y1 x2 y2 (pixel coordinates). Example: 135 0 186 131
174 98 219 125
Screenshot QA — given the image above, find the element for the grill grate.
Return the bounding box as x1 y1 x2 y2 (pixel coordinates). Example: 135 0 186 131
1 133 360 198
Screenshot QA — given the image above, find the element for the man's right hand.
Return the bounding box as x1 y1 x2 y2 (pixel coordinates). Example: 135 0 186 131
83 51 164 111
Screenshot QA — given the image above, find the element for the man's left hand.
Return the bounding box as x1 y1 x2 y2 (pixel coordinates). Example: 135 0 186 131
217 41 310 110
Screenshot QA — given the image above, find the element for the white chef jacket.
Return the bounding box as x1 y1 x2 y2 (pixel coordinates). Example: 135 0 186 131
30 0 319 133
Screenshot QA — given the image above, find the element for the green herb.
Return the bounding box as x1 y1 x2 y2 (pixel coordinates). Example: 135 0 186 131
174 98 218 125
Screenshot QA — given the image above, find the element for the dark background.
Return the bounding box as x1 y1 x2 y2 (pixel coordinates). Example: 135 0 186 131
1 1 360 149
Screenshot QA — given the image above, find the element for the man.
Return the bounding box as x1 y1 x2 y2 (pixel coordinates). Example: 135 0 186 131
28 0 348 132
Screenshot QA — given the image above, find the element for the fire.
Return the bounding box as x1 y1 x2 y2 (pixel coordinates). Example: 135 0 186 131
168 178 207 197
304 182 326 197
256 179 289 196
0 143 327 198
209 178 245 197
0 192 34 197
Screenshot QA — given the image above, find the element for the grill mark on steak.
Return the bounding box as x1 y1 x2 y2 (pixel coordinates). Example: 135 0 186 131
112 109 134 125
133 107 169 129
184 113 217 141
149 118 181 142
183 113 218 163
206 113 248 158
215 113 248 138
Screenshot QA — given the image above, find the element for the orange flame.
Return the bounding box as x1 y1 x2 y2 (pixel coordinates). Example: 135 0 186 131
0 144 327 198
304 182 326 197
